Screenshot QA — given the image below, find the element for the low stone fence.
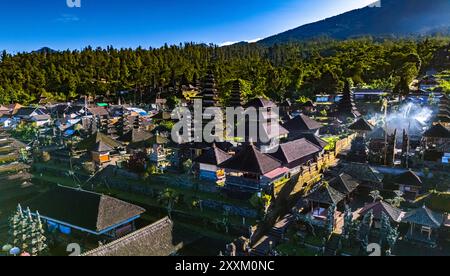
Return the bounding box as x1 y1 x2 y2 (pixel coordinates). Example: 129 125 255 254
290 133 357 196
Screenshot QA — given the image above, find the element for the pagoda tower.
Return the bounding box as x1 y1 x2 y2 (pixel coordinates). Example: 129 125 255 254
229 80 245 107
436 94 450 127
336 81 361 120
201 70 220 108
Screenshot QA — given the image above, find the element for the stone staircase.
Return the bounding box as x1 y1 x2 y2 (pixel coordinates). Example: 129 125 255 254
249 214 295 256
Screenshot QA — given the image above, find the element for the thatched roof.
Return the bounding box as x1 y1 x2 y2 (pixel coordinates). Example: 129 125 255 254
330 173 360 195
403 206 443 228
359 201 404 223
118 129 153 144
348 118 374 132
244 97 277 109
269 138 321 166
76 132 123 152
394 170 423 187
294 133 328 149
220 144 282 175
83 217 181 256
306 184 346 205
26 186 145 233
283 114 323 132
342 163 384 184
194 144 232 166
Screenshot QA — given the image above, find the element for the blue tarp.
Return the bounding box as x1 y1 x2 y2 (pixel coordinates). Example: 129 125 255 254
200 170 217 181
59 225 72 235
64 129 75 136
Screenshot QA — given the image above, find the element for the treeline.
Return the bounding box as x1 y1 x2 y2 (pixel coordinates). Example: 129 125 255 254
0 37 449 105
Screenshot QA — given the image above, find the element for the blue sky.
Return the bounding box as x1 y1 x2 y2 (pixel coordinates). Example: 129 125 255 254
1 0 375 53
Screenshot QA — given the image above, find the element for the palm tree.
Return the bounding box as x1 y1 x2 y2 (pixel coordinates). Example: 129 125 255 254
369 190 383 203
386 190 405 208
158 189 179 219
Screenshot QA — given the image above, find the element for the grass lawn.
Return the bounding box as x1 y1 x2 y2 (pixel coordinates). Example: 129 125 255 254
110 173 254 209
32 173 80 188
98 186 257 226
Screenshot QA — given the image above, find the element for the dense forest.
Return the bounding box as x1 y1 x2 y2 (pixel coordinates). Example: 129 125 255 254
0 37 449 105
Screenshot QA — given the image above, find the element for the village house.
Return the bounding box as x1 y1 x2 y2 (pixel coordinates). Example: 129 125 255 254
0 114 14 128
0 105 9 115
219 144 288 196
353 88 390 102
294 133 328 150
348 118 374 137
342 162 384 190
9 103 23 116
422 124 450 160
403 205 444 247
193 144 232 183
358 201 405 228
328 173 360 203
304 183 346 226
76 132 124 165
283 114 323 138
13 106 49 121
394 170 425 202
118 128 154 152
268 138 322 176
26 185 145 238
243 97 289 151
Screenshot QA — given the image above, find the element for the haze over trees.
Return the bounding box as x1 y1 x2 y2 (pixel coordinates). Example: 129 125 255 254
0 37 449 105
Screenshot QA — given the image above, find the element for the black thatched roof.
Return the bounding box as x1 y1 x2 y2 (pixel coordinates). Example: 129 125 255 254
423 124 450 138
348 118 374 132
293 133 328 149
359 201 404 223
394 170 423 187
220 144 282 175
26 186 145 233
95 141 113 152
194 144 232 166
342 163 384 184
330 173 360 195
244 97 277 109
269 138 321 166
118 129 153 144
403 206 443 228
14 107 37 117
283 114 322 132
76 132 123 152
243 121 290 142
306 184 346 205
83 217 181 256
